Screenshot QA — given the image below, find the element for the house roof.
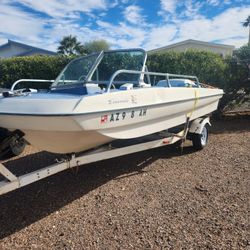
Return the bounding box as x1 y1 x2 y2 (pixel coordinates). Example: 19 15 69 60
0 39 56 56
148 39 235 53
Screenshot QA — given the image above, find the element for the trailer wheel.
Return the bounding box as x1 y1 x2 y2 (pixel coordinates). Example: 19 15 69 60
191 124 209 150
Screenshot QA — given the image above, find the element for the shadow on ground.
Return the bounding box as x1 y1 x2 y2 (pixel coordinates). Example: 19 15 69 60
0 144 195 239
210 116 250 134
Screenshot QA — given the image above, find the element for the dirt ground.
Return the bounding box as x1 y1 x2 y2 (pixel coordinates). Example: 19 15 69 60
0 118 249 249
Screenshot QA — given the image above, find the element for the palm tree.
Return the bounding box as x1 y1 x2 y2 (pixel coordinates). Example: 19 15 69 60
243 16 250 45
57 35 85 55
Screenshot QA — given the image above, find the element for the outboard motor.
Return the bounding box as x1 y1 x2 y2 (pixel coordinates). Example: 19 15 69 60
0 128 26 158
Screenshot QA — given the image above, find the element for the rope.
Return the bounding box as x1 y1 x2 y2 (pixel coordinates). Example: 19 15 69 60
187 89 199 119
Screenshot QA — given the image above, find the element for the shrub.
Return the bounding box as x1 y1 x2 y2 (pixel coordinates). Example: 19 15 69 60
0 50 247 98
147 50 227 88
0 55 72 89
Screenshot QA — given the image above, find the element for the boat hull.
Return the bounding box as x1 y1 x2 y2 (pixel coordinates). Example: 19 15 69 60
0 87 223 153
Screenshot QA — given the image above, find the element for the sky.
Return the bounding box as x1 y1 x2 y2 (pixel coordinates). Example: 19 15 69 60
0 0 249 52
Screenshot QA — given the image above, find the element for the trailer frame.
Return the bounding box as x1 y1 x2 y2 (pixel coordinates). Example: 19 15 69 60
0 117 210 196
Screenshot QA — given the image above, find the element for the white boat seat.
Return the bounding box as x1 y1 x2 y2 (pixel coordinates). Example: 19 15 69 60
85 83 102 94
156 80 170 87
156 79 198 88
139 82 151 88
119 83 133 90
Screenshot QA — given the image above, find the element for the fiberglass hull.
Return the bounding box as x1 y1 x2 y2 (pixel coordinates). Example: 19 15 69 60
0 87 223 153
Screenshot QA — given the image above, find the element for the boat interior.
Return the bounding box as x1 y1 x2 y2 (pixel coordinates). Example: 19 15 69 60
4 48 202 98
48 48 200 96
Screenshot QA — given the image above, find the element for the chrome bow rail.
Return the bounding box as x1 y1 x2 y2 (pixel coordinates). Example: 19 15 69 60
10 79 54 92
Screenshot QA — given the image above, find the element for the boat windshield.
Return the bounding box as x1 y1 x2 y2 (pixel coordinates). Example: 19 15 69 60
91 50 145 83
52 53 100 87
52 49 146 87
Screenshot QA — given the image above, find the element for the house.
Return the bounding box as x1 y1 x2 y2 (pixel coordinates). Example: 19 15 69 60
0 39 56 58
148 39 235 57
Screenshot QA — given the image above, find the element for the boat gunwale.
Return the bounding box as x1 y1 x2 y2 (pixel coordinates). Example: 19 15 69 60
0 93 223 117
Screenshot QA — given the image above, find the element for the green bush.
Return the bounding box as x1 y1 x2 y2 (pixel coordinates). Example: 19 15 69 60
0 55 72 89
0 50 248 112
225 59 249 91
147 50 227 88
0 50 246 96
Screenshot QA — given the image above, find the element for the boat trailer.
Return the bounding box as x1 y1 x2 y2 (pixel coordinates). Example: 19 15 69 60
0 117 210 196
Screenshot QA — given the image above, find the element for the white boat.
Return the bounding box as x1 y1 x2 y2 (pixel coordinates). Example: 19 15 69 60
0 49 223 154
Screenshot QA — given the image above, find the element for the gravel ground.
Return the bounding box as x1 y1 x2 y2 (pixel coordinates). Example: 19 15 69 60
0 118 249 249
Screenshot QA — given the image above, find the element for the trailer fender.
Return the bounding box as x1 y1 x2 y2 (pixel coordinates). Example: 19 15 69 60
189 117 211 134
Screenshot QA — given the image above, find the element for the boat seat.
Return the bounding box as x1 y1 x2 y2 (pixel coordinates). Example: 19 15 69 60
156 80 170 87
139 82 151 88
119 83 133 90
85 83 102 94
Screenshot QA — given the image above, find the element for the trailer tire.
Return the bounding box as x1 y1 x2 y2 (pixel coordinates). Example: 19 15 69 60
191 124 209 150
